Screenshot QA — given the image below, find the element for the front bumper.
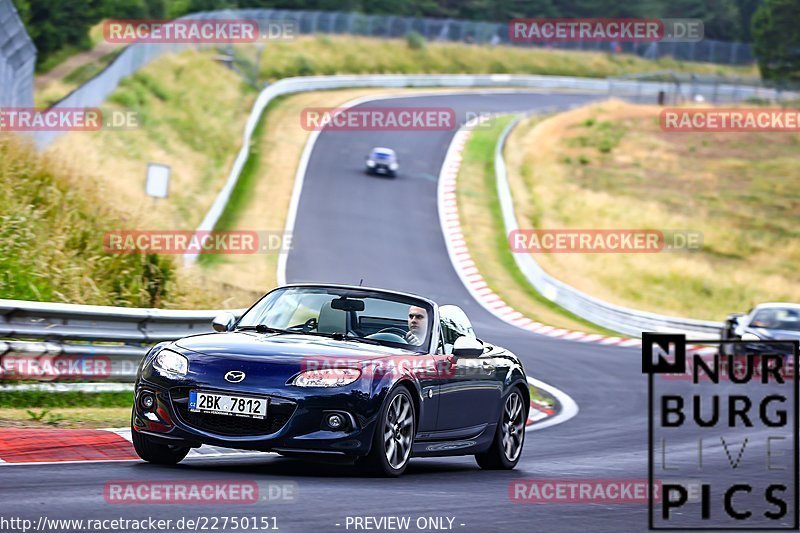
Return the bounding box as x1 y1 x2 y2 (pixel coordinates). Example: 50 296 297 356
367 164 396 175
132 376 380 456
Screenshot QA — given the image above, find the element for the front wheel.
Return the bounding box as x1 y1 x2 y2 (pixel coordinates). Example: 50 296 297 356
360 387 415 477
475 388 526 470
131 411 190 465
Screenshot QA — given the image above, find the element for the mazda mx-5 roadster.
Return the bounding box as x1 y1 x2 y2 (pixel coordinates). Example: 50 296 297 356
132 284 529 476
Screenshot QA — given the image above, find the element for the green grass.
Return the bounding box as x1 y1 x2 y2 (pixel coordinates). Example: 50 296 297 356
257 35 757 81
0 135 177 306
0 390 133 408
529 384 554 409
196 96 285 268
62 49 124 86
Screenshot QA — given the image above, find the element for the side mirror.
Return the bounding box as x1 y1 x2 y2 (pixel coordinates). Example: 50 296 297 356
452 336 483 358
212 312 236 332
741 332 760 342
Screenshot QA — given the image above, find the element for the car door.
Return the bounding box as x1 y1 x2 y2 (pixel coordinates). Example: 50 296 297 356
430 305 503 433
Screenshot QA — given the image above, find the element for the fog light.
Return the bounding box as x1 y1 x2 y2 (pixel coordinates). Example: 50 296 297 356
140 392 156 411
326 413 345 430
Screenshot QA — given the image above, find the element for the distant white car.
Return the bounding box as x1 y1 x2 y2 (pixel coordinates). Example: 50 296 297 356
721 302 800 356
365 147 398 177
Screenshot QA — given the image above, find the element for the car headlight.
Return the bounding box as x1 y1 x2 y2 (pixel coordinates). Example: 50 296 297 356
366 159 376 167
389 162 398 170
292 368 361 387
153 349 188 377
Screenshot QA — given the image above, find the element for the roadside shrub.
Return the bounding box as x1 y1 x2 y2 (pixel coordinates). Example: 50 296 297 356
406 31 426 50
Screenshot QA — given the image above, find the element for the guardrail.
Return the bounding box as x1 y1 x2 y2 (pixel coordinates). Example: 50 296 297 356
493 113 724 340
0 299 243 382
185 73 793 265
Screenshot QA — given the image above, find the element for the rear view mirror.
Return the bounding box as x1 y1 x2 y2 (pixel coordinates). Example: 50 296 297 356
331 297 365 312
452 336 483 358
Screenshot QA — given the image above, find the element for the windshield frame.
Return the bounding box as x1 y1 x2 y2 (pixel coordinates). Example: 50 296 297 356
236 284 439 353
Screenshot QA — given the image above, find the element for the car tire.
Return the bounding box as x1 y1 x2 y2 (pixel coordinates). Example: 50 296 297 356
360 386 415 477
131 411 190 465
475 387 526 470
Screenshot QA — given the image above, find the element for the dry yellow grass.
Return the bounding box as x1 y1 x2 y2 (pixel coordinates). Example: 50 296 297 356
45 50 255 233
505 100 800 320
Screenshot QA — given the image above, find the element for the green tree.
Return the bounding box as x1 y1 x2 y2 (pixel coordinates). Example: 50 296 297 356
752 0 800 82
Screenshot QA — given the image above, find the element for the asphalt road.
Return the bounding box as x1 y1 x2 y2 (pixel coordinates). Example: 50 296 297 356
1 92 795 533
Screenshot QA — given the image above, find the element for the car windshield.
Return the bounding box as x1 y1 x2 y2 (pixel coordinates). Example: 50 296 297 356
237 286 433 352
751 308 800 331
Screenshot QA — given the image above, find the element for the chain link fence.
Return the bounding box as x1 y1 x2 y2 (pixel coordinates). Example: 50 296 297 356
234 9 754 65
0 0 35 107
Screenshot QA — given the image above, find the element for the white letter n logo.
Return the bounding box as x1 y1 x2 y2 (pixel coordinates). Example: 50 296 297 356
642 333 686 374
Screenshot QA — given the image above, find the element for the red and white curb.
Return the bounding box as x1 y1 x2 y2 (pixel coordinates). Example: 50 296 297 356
438 126 639 349
0 427 273 465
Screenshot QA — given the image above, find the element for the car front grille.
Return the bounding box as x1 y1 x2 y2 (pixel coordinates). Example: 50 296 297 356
170 387 296 437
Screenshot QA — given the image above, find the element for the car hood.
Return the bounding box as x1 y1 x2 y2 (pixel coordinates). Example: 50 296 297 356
167 332 418 391
749 328 800 341
174 331 411 360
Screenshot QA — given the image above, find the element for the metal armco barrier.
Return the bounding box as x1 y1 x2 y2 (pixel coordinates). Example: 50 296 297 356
493 114 724 340
0 300 244 381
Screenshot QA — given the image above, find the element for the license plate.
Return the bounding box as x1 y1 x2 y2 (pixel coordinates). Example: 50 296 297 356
377 167 386 173
189 391 267 419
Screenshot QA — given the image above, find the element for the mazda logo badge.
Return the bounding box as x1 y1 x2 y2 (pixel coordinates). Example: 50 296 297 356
224 370 245 383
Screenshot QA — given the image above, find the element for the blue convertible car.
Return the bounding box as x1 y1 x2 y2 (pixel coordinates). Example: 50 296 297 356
132 284 529 476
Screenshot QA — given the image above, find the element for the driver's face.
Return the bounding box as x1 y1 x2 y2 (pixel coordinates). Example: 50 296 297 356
408 306 428 335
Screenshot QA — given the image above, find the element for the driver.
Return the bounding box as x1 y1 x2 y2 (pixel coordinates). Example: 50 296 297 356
406 306 428 345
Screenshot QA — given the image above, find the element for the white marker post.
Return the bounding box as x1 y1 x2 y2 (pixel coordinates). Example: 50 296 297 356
145 163 170 200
